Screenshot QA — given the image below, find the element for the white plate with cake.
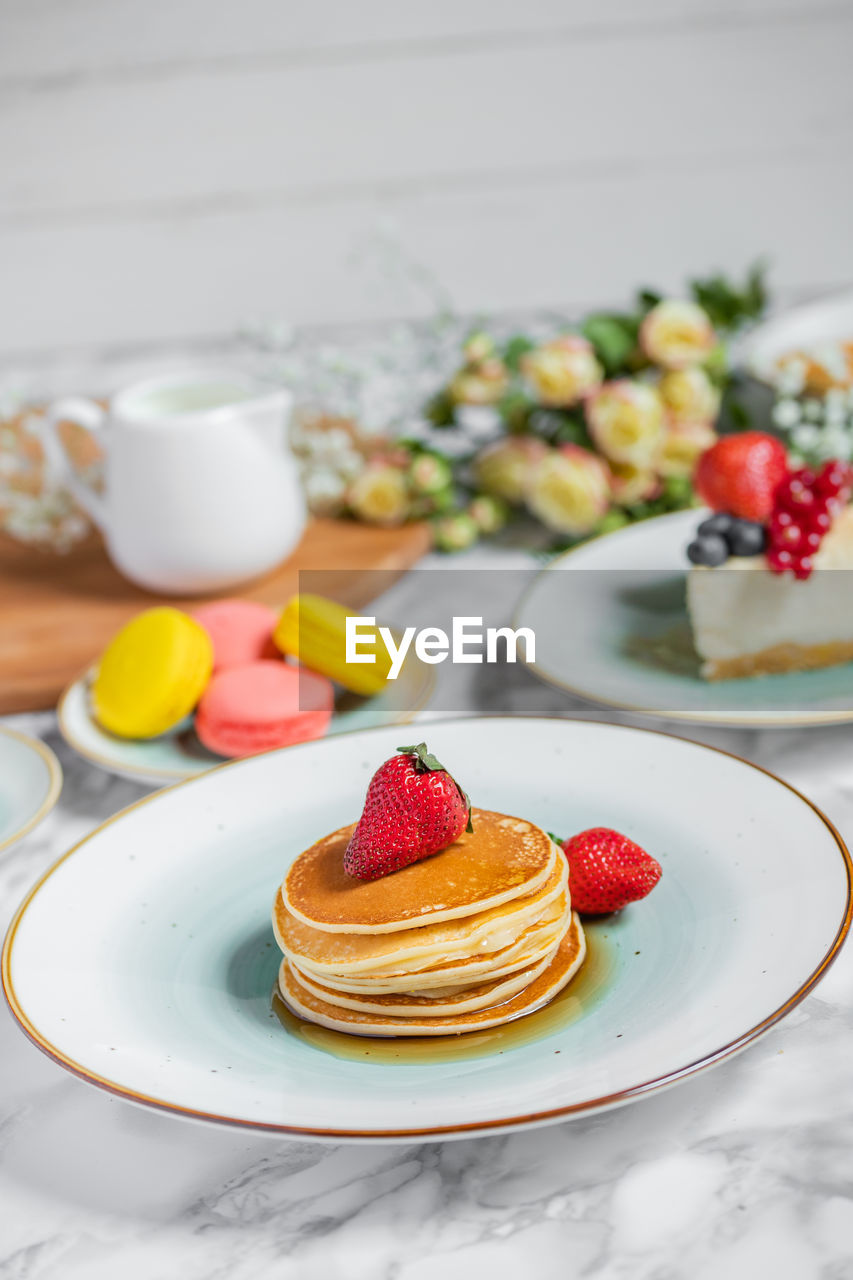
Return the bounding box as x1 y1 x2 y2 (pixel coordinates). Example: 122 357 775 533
3 718 849 1140
516 433 853 726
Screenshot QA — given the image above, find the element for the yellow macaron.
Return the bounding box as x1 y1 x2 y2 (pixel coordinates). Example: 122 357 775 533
273 594 391 697
92 607 214 739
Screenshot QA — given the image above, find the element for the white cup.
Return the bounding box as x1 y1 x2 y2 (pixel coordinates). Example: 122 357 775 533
44 369 307 595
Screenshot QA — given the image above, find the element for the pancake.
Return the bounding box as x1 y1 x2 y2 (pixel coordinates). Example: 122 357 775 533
274 849 565 977
282 809 555 934
312 897 571 994
278 913 586 1037
287 945 559 1016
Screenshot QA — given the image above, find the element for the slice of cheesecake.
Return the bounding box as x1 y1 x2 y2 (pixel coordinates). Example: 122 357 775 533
687 506 853 680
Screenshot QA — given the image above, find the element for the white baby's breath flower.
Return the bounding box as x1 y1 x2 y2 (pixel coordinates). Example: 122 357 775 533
792 424 820 452
803 398 824 422
821 425 853 459
318 427 354 454
303 467 348 515
824 388 848 426
775 358 806 397
772 399 802 429
335 449 365 480
454 404 502 438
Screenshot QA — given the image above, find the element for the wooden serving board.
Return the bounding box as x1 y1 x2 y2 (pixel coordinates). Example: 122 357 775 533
0 520 431 714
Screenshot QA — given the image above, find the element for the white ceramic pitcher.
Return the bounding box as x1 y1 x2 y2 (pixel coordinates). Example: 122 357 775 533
45 369 306 594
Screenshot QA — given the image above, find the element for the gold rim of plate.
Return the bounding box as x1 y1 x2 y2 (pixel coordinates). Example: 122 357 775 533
0 727 63 854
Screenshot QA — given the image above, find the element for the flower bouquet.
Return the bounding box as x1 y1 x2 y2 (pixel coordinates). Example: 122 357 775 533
294 265 768 551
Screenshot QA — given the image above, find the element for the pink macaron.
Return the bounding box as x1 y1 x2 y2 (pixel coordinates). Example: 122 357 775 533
195 660 333 758
192 599 278 672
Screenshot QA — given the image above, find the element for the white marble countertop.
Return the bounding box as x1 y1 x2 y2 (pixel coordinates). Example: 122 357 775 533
2 649 853 1277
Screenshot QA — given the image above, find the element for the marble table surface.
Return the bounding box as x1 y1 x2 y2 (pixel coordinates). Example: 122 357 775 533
2 610 853 1279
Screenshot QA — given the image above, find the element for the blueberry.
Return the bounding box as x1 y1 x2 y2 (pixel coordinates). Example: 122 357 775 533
687 533 729 567
726 519 768 557
698 513 735 538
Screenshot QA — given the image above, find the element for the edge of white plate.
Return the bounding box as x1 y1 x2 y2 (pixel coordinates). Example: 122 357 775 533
0 727 63 854
56 662 436 785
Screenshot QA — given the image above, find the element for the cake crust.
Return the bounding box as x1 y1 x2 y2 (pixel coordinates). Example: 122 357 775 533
702 639 853 681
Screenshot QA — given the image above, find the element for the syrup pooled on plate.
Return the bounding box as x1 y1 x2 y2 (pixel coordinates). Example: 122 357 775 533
271 923 616 1065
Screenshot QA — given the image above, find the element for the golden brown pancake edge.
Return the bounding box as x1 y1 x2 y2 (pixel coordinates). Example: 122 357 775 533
277 912 586 1037
282 808 556 934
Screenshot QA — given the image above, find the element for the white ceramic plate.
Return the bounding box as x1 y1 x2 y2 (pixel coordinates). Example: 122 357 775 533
3 717 849 1141
0 727 62 854
740 289 853 387
57 657 435 784
516 510 853 727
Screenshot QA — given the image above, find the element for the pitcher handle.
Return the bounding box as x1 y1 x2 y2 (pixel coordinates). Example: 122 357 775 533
42 397 109 531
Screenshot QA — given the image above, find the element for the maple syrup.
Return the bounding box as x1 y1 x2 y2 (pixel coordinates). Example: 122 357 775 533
270 922 616 1064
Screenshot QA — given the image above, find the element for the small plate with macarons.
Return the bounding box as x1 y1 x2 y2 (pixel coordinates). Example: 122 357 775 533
57 597 434 786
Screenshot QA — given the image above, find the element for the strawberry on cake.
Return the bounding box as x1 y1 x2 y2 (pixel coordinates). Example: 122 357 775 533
686 432 853 680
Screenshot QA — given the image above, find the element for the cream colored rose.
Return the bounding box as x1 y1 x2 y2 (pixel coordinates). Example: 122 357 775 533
347 463 410 526
586 380 665 466
449 358 508 406
610 462 662 506
657 420 718 478
527 444 611 535
473 437 548 504
640 299 715 370
658 367 720 423
462 331 496 366
521 336 603 408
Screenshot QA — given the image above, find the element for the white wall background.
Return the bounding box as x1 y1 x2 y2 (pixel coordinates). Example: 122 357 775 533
2 0 853 366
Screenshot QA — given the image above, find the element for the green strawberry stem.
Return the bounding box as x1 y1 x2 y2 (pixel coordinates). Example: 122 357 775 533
396 742 474 833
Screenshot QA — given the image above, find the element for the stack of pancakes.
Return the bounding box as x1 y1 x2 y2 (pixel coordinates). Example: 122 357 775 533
273 809 586 1036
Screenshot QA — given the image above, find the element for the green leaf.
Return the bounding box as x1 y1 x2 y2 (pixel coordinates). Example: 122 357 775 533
498 389 535 434
528 407 592 447
598 509 630 534
582 312 639 375
703 341 729 387
425 389 456 428
503 334 536 372
636 288 663 314
727 396 752 429
689 260 770 333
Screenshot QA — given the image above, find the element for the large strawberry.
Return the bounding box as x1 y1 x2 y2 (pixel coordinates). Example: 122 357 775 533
344 743 472 880
559 827 661 915
695 431 788 522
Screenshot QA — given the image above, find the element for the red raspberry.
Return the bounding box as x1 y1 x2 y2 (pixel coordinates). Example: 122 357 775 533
770 518 803 550
815 460 853 499
766 457 851 579
808 509 833 536
767 547 794 574
775 470 817 513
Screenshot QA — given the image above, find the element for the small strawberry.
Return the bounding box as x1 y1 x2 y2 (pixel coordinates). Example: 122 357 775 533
695 431 788 522
559 827 661 915
344 742 472 881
